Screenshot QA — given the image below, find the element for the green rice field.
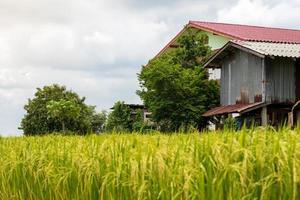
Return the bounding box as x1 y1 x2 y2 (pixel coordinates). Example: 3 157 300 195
1 127 300 199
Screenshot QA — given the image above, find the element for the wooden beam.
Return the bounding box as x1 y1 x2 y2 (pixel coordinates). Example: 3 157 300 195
261 106 268 126
169 44 179 48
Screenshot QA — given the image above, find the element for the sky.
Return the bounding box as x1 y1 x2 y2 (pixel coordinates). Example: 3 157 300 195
1 0 300 136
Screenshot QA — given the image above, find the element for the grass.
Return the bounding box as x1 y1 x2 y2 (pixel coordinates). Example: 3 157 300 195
1 127 300 199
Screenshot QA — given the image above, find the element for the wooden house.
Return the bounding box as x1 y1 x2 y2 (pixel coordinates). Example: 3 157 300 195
158 21 300 81
157 21 300 126
157 21 300 125
202 40 300 126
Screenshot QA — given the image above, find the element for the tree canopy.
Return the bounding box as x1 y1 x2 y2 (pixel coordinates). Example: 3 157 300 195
106 101 132 132
137 29 220 131
106 101 154 133
20 84 106 135
46 99 81 133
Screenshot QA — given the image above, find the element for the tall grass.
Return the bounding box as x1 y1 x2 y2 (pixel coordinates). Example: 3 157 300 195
1 127 300 199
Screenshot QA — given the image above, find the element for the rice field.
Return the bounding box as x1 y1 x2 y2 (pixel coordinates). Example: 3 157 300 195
1 127 300 200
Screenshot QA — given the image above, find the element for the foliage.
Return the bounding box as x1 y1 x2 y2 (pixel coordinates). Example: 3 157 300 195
106 102 154 133
137 29 219 131
1 127 300 199
90 111 107 133
131 109 144 132
223 116 238 131
106 101 132 132
20 84 101 135
132 109 155 133
47 100 81 133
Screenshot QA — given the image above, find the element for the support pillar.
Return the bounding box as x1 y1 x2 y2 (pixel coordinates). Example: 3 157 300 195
288 112 293 128
261 106 268 126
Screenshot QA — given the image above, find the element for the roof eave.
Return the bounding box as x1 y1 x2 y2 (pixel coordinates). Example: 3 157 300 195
154 25 189 58
154 21 238 60
203 41 265 68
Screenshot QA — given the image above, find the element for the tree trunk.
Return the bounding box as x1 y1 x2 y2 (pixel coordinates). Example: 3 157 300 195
62 121 65 133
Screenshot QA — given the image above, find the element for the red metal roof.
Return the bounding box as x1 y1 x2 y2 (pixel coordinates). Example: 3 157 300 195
202 102 265 117
189 21 300 44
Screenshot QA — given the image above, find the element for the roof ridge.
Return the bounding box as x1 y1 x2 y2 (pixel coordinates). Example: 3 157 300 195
189 20 300 32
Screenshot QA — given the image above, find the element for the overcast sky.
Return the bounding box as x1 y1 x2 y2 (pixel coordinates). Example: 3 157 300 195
1 0 300 136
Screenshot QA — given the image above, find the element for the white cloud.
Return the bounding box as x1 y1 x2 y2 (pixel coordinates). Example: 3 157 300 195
217 0 300 28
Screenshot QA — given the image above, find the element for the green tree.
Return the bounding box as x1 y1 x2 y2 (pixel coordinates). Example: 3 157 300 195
90 110 107 133
132 109 145 132
106 101 132 132
46 100 81 133
132 109 155 133
137 29 219 131
20 84 99 135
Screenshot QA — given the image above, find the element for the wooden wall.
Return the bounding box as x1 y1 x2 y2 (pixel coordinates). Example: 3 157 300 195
265 57 296 103
220 49 263 105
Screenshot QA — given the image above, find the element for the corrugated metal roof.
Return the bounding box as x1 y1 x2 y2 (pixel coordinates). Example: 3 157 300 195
233 41 300 58
204 40 300 68
202 102 265 117
189 21 300 44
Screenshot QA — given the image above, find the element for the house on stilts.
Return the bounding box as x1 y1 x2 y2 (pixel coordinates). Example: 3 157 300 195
202 40 300 127
156 21 300 127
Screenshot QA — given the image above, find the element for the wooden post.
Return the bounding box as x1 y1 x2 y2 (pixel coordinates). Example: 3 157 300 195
271 112 275 125
261 58 266 102
288 112 293 128
228 63 231 105
261 106 268 126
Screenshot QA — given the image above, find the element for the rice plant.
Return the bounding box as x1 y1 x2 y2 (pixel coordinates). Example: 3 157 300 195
1 127 300 199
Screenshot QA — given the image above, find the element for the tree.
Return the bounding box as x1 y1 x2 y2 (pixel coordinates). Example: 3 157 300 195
132 109 145 132
137 29 220 131
90 111 107 133
106 101 132 132
46 100 81 133
20 84 100 135
132 109 155 133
